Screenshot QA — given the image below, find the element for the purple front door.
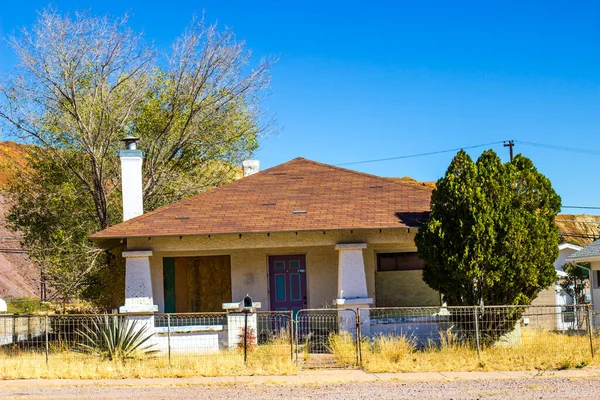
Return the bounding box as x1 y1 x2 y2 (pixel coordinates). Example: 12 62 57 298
269 255 307 313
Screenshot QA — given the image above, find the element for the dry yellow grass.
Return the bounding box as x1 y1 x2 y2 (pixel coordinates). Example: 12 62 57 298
328 332 357 366
2 330 598 379
330 330 597 372
0 341 297 379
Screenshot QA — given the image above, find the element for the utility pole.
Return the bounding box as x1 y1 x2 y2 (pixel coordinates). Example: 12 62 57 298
504 140 514 161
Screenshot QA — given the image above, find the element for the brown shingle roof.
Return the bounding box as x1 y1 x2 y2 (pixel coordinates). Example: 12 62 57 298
90 157 433 239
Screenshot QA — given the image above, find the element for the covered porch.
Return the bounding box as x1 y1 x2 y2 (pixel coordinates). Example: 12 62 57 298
120 228 439 315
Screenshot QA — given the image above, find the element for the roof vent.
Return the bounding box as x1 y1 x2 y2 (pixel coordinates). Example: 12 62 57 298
369 185 384 189
292 210 307 214
262 203 276 207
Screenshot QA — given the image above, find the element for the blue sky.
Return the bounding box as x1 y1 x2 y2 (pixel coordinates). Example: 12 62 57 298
1 1 600 213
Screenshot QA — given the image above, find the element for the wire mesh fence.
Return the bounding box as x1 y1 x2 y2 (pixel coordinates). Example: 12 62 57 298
359 305 594 367
295 309 358 366
0 305 597 375
0 311 294 374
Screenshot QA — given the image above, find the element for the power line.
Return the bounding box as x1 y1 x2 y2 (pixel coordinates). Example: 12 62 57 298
335 139 600 167
0 248 27 253
515 140 600 156
560 232 599 239
556 220 600 225
562 205 600 210
336 141 506 166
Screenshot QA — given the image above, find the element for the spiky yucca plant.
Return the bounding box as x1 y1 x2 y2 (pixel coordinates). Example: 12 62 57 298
77 315 158 361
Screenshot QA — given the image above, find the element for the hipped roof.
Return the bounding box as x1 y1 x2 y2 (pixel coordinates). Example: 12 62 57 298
90 157 433 240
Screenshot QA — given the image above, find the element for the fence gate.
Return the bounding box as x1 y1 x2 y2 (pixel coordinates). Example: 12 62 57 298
295 308 358 367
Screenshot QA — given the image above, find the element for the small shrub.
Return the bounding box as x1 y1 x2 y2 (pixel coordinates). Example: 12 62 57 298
6 297 47 314
237 326 257 351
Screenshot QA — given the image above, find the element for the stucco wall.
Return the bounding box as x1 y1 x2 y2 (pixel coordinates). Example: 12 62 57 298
531 287 558 306
127 228 427 312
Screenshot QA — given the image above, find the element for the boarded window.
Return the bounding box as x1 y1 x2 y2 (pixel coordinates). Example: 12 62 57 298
163 256 232 313
375 252 439 307
377 252 424 272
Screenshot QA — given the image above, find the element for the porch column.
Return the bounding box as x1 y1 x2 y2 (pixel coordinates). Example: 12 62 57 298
119 250 158 313
334 243 373 336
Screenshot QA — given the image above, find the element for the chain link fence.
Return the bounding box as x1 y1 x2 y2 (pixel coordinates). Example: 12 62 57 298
0 305 598 375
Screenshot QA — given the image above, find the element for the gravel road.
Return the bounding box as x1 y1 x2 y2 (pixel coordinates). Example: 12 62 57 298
2 378 600 399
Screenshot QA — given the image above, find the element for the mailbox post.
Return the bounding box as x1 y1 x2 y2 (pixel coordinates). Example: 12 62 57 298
243 295 253 363
222 296 262 353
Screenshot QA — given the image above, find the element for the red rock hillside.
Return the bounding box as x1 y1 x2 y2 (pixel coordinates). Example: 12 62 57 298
0 142 38 298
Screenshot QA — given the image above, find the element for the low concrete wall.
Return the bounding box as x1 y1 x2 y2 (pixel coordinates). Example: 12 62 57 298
370 315 451 347
153 326 227 354
0 315 45 346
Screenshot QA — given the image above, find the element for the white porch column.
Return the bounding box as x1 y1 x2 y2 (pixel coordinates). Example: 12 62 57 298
119 250 158 313
334 243 373 336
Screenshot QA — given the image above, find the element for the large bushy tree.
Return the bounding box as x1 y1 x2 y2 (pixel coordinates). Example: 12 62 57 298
0 9 275 304
415 150 561 341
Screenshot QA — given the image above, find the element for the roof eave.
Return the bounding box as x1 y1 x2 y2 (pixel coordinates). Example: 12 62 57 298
89 225 420 242
567 255 600 263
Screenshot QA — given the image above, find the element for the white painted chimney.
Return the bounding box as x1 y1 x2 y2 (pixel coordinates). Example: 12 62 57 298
242 160 260 177
120 136 144 221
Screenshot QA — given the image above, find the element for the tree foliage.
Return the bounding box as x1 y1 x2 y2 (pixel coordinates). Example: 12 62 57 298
0 9 275 304
559 263 589 305
415 150 561 341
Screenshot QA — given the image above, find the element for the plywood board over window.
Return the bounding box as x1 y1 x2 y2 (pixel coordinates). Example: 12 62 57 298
163 256 232 313
375 252 440 307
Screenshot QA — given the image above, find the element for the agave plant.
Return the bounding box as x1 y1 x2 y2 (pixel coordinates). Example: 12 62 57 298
77 315 158 361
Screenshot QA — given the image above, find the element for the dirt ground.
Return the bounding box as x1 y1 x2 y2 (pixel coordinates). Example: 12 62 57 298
1 378 600 399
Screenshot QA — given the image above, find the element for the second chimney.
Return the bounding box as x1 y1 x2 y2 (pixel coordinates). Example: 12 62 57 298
242 160 260 177
120 136 144 221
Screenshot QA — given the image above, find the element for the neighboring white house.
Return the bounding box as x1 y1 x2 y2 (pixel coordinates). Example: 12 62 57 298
568 239 600 311
529 243 583 330
554 243 583 330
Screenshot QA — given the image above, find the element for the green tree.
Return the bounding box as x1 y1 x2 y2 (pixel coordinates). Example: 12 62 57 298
415 150 561 342
559 263 589 305
0 9 275 305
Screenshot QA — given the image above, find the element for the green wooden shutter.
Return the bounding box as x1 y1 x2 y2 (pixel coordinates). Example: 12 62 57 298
163 257 176 313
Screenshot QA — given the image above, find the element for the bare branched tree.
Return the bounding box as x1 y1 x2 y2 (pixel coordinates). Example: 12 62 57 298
0 9 276 303
0 9 153 230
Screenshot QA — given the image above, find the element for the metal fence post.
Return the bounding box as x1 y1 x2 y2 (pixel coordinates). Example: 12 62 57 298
587 305 594 358
243 310 248 364
356 309 362 367
295 311 300 364
45 315 49 365
289 311 294 363
167 315 171 366
473 306 481 358
12 315 16 344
